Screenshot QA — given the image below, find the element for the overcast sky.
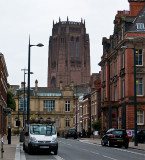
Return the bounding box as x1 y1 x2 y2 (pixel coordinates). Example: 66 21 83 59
0 0 129 87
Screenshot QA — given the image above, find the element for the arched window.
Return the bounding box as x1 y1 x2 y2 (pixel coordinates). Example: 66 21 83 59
55 118 59 127
76 37 79 57
20 96 27 111
70 37 74 57
51 77 56 87
66 118 70 127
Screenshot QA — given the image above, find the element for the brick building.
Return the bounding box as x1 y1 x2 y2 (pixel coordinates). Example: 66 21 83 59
0 53 8 135
47 18 90 87
99 0 145 132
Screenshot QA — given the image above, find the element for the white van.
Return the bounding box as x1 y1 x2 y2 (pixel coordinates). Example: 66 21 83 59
23 120 58 154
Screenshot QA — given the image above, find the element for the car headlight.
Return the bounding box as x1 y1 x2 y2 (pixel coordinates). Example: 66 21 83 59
51 137 57 143
30 137 37 143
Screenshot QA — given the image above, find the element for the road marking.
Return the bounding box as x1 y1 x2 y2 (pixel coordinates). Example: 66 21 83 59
79 140 100 146
54 155 65 160
113 148 145 156
20 146 26 160
103 155 118 160
15 144 20 160
90 151 99 155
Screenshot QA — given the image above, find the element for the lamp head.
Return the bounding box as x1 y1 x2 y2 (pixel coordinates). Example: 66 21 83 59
36 43 44 47
121 46 127 49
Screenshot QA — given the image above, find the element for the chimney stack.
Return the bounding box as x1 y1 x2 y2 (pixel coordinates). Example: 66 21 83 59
35 80 38 91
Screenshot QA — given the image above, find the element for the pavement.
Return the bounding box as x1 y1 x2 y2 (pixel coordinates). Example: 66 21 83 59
0 136 144 160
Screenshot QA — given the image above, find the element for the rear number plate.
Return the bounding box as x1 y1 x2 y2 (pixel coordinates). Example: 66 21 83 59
117 140 124 142
40 146 49 148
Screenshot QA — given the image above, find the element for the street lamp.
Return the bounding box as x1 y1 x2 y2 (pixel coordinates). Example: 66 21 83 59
121 46 137 146
21 68 28 130
27 36 44 124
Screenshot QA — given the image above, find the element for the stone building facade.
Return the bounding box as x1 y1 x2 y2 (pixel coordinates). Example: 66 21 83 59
0 53 8 135
48 18 90 87
99 0 145 132
11 81 89 135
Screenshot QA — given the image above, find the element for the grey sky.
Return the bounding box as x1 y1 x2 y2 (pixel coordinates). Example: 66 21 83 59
0 0 129 87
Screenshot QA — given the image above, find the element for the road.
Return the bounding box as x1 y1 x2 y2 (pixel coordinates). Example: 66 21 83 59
18 138 145 160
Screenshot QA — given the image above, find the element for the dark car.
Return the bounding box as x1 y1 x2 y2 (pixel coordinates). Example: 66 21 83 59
65 129 78 139
101 128 129 148
137 130 145 143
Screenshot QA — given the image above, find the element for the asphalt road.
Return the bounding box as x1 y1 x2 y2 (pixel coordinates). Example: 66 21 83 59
19 138 145 160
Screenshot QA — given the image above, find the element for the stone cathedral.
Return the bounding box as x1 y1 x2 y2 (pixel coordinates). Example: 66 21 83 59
47 18 90 87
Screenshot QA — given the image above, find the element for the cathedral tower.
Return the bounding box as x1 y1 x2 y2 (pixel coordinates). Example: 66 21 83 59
47 18 90 87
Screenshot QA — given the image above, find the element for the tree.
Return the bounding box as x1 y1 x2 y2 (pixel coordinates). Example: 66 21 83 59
7 87 16 111
92 119 101 131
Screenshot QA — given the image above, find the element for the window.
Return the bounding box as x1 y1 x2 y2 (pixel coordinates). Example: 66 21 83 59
65 100 70 112
135 49 143 65
14 118 18 128
121 79 125 98
103 67 106 81
76 37 79 57
121 52 125 68
55 118 59 127
137 110 144 125
43 100 55 112
20 96 27 111
114 85 117 101
70 37 74 57
110 63 112 78
114 60 117 76
136 23 144 30
66 118 70 127
136 78 143 95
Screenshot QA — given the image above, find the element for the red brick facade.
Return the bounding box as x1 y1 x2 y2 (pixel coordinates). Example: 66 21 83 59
99 0 145 132
0 53 8 135
47 18 90 87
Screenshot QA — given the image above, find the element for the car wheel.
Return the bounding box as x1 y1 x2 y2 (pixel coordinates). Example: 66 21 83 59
124 143 128 149
108 140 112 147
28 144 33 154
54 149 58 155
101 140 106 146
23 143 26 151
118 144 122 148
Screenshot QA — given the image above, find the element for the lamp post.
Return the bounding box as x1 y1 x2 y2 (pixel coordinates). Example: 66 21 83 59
21 68 28 130
27 37 44 124
121 46 137 146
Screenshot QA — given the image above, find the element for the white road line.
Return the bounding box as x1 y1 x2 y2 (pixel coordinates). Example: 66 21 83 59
15 144 20 160
113 148 145 156
90 151 99 155
54 155 65 160
103 155 118 160
79 140 100 146
20 146 26 160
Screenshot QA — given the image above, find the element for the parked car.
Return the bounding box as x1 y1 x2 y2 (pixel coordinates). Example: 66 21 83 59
101 128 129 148
137 130 145 143
65 129 78 139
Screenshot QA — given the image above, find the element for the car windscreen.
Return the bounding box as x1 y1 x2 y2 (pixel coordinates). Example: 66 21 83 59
112 130 124 136
30 125 56 135
68 129 76 133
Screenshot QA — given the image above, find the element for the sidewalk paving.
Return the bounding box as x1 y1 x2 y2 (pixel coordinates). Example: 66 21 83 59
0 136 20 160
79 137 145 151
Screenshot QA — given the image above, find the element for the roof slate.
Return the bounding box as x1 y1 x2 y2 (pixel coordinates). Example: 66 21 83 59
128 4 145 33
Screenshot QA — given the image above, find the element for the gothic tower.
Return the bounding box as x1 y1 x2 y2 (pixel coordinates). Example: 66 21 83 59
47 18 90 87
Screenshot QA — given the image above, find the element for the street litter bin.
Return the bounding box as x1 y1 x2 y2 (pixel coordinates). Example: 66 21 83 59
8 127 11 144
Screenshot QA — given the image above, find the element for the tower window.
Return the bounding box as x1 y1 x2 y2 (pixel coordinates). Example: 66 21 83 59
70 37 74 57
76 37 79 57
